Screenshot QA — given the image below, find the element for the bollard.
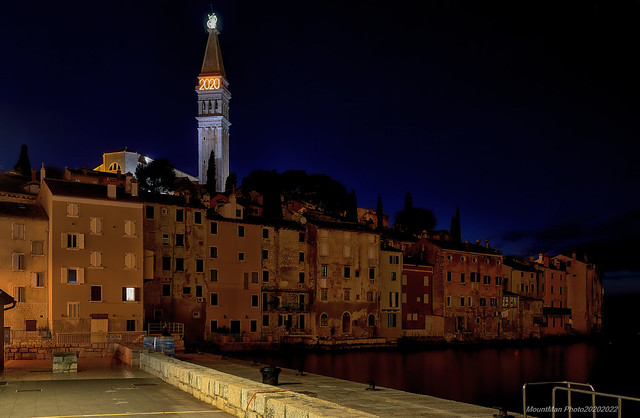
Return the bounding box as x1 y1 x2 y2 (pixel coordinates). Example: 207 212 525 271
260 365 282 385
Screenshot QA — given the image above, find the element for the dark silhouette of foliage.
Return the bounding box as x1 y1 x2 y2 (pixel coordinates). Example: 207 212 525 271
376 195 384 231
135 159 176 194
262 170 282 219
224 172 237 194
206 150 216 195
345 190 358 222
241 169 351 218
450 206 462 242
394 192 436 236
14 144 31 177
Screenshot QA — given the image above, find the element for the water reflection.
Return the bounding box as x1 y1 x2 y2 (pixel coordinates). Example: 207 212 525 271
251 341 640 413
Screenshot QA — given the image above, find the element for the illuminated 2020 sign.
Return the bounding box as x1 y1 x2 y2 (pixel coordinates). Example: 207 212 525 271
198 76 221 90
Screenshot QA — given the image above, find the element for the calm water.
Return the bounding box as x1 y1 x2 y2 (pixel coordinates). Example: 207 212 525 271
246 338 640 415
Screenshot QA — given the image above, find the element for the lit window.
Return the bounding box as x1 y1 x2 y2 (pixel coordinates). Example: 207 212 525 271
321 265 328 277
122 287 139 302
107 162 121 172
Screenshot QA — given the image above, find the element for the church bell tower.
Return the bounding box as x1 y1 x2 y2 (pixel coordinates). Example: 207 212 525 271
197 13 230 191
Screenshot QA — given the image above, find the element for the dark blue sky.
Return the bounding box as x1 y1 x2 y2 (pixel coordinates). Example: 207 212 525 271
1 1 639 273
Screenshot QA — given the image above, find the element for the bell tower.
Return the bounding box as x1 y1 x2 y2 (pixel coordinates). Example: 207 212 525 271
197 13 230 191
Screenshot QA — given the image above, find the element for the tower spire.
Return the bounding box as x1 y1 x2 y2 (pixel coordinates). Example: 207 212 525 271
196 12 231 191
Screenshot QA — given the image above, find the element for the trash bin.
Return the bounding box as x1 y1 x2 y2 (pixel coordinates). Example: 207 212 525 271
260 365 281 385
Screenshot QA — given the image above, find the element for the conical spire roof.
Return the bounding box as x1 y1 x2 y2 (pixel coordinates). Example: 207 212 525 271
200 26 226 78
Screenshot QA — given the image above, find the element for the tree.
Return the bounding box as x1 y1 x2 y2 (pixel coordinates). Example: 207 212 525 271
376 195 384 230
14 144 31 177
345 190 358 222
394 193 436 236
450 206 462 242
135 159 176 194
224 172 237 194
206 150 217 195
262 170 283 219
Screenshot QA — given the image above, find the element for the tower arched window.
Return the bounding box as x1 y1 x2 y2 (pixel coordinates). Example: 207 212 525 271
320 313 328 327
107 162 121 172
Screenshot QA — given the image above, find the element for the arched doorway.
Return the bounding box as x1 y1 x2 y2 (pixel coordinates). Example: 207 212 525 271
342 312 351 334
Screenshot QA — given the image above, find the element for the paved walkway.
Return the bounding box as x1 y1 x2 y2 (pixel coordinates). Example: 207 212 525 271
0 358 231 418
176 353 522 417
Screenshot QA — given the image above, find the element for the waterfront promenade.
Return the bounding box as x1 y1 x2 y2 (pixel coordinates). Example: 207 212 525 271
176 353 522 417
0 358 231 418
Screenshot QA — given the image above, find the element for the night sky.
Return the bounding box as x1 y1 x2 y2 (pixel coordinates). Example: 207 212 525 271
1 1 639 290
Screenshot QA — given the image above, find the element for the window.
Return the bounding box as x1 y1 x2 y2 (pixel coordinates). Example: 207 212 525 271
470 272 478 282
175 258 184 271
127 320 136 331
298 232 305 242
12 223 25 240
11 253 26 271
389 292 399 308
162 234 170 246
124 220 136 237
124 252 136 269
299 252 305 262
235 209 242 218
388 313 397 328
560 287 563 295
162 284 171 296
238 225 245 237
480 298 486 306
369 268 375 280
195 285 203 298
344 266 351 278
107 162 121 172
366 291 374 302
31 272 45 287
31 240 44 256
447 272 452 282
210 222 218 234
298 272 305 283
176 209 184 222
391 272 397 281
368 314 375 327
460 273 465 283
263 315 270 327
496 276 503 285
210 269 218 282
210 246 218 258
122 287 140 302
251 294 259 307
194 211 202 224
162 257 171 271
13 286 26 302
461 256 466 262
446 296 451 307
210 293 219 306
62 233 84 249
250 320 257 333
61 267 84 284
460 297 465 306
25 319 37 331
210 320 218 333
89 217 103 235
90 286 102 302
484 275 491 285
154 309 163 319
183 286 191 295
320 313 328 327
67 302 80 318
90 251 103 268
175 234 184 247
320 288 328 301
551 285 554 294
321 265 328 277
238 252 245 261
262 249 269 260
402 274 407 285
424 294 429 304
490 298 497 306
251 272 258 283
344 289 351 301
262 270 270 282
195 259 204 273
262 228 269 238
145 205 155 219
389 255 400 264
66 202 79 217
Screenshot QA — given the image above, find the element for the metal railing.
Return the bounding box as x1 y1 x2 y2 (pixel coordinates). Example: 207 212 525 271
9 330 52 342
552 386 640 418
147 322 184 338
523 381 596 418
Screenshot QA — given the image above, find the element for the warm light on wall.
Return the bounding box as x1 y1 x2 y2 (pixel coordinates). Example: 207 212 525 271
198 76 221 90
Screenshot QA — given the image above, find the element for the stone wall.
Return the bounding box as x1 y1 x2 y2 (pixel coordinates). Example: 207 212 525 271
140 351 375 417
3 340 113 360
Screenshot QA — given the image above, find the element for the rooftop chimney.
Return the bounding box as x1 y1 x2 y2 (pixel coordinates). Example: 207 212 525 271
485 239 489 248
107 184 117 199
572 251 577 260
40 163 46 184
